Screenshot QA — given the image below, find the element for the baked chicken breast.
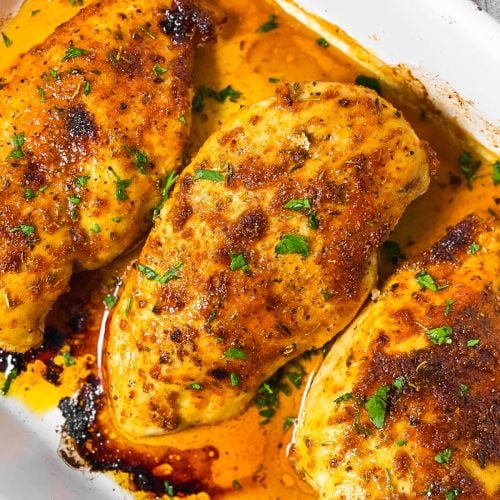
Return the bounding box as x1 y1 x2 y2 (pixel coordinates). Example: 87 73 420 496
0 0 217 352
292 215 499 498
106 81 438 439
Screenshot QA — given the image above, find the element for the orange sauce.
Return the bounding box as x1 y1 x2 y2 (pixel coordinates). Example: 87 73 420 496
0 0 497 498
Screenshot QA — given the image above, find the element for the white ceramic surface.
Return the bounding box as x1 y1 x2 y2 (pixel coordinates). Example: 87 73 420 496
0 1 498 499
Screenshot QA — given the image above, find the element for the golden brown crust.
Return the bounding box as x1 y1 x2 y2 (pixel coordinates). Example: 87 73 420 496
293 215 499 498
0 0 217 352
106 81 435 439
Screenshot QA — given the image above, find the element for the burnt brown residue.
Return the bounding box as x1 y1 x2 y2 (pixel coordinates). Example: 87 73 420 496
65 105 97 141
421 214 479 265
171 174 194 231
160 0 218 46
421 140 440 177
226 208 268 247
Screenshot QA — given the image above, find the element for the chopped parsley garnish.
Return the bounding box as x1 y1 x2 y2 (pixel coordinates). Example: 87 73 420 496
2 32 12 48
69 194 81 205
445 489 460 500
192 85 242 113
224 347 247 360
7 132 25 159
444 299 454 317
49 68 60 80
83 79 91 95
178 115 187 125
395 439 407 447
75 175 90 187
138 262 183 285
69 0 83 6
316 37 329 48
467 338 480 347
434 447 452 464
103 294 118 309
427 326 453 345
124 295 132 317
334 392 352 403
392 376 405 392
415 270 448 291
163 480 175 497
460 383 468 397
468 243 480 254
24 188 36 201
90 223 101 233
152 170 178 220
62 351 76 367
257 14 278 33
230 373 240 387
189 382 203 390
232 479 241 489
31 9 41 16
423 483 434 496
283 416 296 432
230 253 249 273
108 166 132 201
194 169 225 182
355 74 381 94
139 24 157 40
284 198 311 211
493 160 500 185
37 87 46 103
268 77 280 83
365 385 390 428
61 47 89 62
39 184 49 193
308 211 319 230
1 368 18 395
459 151 481 187
122 145 150 175
153 64 168 76
9 224 35 237
383 240 402 264
275 234 309 258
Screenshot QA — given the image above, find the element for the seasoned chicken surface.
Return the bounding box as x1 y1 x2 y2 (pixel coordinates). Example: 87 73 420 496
106 81 438 439
0 0 217 352
292 216 499 498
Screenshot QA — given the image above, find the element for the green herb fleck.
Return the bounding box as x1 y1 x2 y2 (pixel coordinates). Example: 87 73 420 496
257 14 278 33
194 169 225 182
308 211 319 230
31 9 41 16
268 77 280 83
283 416 296 432
1 368 18 395
444 299 454 317
230 373 240 387
284 198 311 211
434 447 452 464
224 346 247 360
69 194 81 205
124 295 132 316
192 85 242 113
24 188 36 201
423 483 434 496
316 37 329 48
2 32 12 48
163 480 174 497
37 86 46 103
189 382 203 390
138 262 183 285
460 383 468 397
61 47 89 62
275 234 309 258
334 392 352 403
355 75 381 94
83 79 91 95
139 24 157 39
415 270 448 291
109 166 132 201
427 326 453 345
467 339 480 347
232 479 241 489
153 64 168 76
393 377 405 392
49 68 59 80
112 216 121 223
7 132 25 159
122 145 150 175
178 115 187 125
493 160 500 185
395 439 407 447
9 224 35 237
230 253 249 273
459 151 481 187
62 351 76 367
90 223 101 233
75 175 90 187
152 170 178 220
445 489 460 500
469 243 480 254
104 294 118 310
365 385 390 428
39 184 49 193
